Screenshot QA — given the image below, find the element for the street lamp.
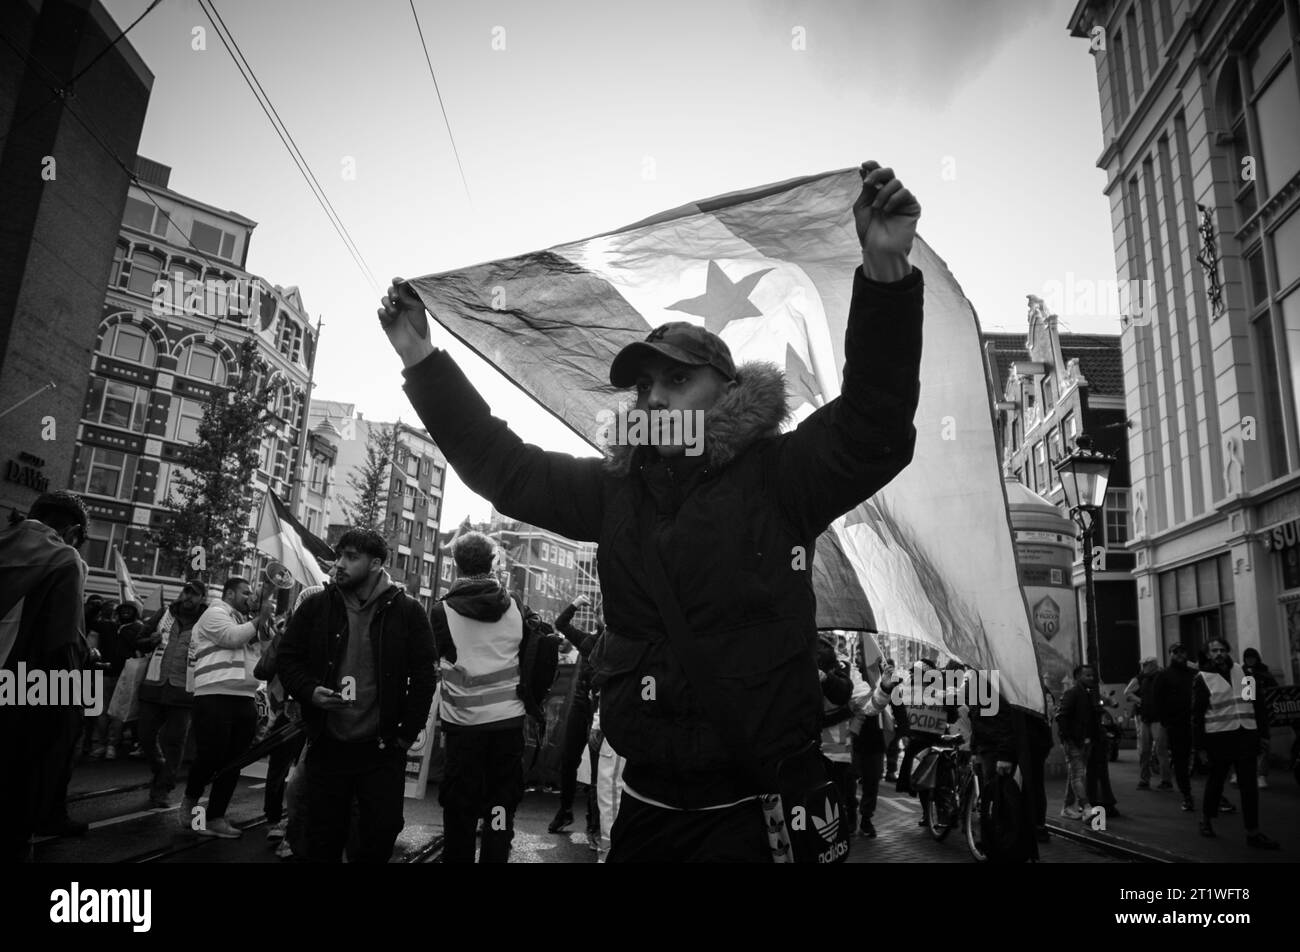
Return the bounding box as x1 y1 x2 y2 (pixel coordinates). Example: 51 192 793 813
1055 433 1116 679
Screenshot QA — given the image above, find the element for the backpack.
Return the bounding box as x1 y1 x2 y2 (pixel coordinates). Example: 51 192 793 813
511 594 560 720
979 772 1032 863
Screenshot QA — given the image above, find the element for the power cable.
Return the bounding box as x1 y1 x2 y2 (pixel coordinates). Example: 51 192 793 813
409 0 472 205
197 0 379 292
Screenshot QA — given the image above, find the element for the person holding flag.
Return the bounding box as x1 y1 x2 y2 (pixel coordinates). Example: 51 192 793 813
380 160 923 862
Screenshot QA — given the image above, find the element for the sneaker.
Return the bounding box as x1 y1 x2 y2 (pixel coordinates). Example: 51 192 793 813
1246 832 1280 850
104 745 118 761
198 818 241 839
266 819 287 841
275 838 295 860
547 809 575 834
1258 776 1269 789
1219 797 1236 814
178 798 199 831
1060 806 1084 820
859 819 877 838
1180 797 1194 812
1157 781 1173 790
89 746 106 759
1137 781 1150 790
1199 819 1215 838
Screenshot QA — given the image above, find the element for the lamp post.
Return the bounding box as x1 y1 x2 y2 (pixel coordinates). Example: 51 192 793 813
1054 434 1116 679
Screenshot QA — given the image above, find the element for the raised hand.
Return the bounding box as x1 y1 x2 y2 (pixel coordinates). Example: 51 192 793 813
378 277 437 369
853 161 921 282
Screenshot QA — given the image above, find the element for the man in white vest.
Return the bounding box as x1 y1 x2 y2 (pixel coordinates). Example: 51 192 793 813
429 531 530 863
1193 637 1280 848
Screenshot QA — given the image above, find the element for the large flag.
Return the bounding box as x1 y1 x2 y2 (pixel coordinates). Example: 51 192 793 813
113 546 144 607
256 491 332 588
406 168 1045 714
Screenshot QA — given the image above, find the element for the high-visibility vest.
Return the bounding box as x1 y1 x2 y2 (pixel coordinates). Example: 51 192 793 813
1199 663 1256 734
439 598 526 727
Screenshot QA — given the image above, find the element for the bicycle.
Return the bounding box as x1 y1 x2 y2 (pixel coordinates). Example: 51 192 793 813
925 733 988 862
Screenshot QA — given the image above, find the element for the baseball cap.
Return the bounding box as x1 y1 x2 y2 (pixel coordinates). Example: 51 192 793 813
182 580 206 597
609 322 736 388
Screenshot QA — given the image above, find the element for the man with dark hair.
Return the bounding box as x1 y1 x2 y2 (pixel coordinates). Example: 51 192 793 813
277 527 436 862
181 575 274 838
428 531 538 863
382 161 924 862
1154 643 1197 811
0 490 92 859
1194 638 1279 848
1057 665 1098 822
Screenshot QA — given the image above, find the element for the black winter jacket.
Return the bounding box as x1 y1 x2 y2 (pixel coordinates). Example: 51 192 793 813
401 266 924 808
1057 684 1100 747
277 581 437 749
1153 661 1195 730
555 602 600 718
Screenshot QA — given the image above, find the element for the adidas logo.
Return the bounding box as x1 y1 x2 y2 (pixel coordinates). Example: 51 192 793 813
811 799 840 843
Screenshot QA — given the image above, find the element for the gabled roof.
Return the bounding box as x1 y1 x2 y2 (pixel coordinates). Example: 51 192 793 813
981 331 1122 396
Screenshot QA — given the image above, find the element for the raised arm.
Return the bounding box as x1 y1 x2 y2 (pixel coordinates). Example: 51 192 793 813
381 279 605 543
772 164 924 536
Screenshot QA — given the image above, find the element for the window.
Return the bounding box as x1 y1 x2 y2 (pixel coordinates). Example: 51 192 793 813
1035 441 1049 490
1043 374 1056 410
123 196 155 233
441 561 452 582
388 512 399 532
406 454 420 478
100 324 156 366
401 518 413 545
1104 488 1131 547
1048 427 1063 476
152 546 186 579
421 561 432 586
73 447 138 501
126 250 163 296
1158 554 1235 658
415 522 424 542
166 397 206 444
191 220 237 261
110 243 128 287
1126 10 1144 96
177 343 226 383
567 550 574 569
83 519 129 571
397 554 409 575
1010 417 1021 451
86 378 150 432
1112 29 1130 124
421 458 430 476
432 466 445 490
1275 210 1300 293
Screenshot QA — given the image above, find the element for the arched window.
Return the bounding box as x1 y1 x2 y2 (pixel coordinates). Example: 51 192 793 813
99 323 157 366
177 342 227 383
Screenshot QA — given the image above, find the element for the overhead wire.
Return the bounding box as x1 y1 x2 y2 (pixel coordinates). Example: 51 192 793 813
196 0 380 293
409 0 472 206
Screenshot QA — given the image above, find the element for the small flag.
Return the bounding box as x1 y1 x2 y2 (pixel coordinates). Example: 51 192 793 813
113 546 143 606
256 491 332 588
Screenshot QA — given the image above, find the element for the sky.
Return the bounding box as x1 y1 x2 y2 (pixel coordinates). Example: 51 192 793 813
104 0 1117 527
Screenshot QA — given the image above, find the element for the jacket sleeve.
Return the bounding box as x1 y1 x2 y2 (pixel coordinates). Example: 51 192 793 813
276 596 319 705
428 603 454 665
822 661 852 706
772 266 924 537
1191 674 1210 747
196 609 258 649
402 351 606 543
854 680 894 718
556 602 596 647
398 599 437 747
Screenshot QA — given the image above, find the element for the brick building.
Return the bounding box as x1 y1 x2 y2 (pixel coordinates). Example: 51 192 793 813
1 0 151 520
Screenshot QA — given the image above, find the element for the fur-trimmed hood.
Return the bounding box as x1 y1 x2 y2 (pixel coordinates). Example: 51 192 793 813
601 361 791 477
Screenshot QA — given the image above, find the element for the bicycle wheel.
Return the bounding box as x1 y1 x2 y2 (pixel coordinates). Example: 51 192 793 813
963 769 988 862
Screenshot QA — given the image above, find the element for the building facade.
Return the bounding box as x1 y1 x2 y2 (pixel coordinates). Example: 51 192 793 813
434 513 587 625
1 0 151 521
317 402 446 611
73 159 318 599
985 299 1138 682
1069 0 1300 689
